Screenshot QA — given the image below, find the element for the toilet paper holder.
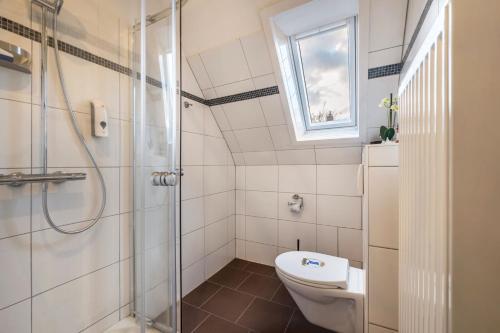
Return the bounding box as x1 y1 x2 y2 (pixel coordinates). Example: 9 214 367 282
288 194 304 213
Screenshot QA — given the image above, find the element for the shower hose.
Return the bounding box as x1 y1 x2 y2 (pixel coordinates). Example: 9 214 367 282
41 10 107 234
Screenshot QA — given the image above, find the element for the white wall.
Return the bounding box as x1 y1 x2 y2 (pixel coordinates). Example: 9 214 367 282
235 161 364 268
180 59 236 297
0 1 134 332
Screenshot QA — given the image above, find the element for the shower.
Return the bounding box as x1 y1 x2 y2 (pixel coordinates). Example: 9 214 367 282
32 0 107 234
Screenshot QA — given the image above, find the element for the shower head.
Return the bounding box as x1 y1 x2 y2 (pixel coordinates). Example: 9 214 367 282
32 0 64 15
55 0 63 15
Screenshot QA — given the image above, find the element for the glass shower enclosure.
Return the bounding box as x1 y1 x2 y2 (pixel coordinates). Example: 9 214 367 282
131 0 180 332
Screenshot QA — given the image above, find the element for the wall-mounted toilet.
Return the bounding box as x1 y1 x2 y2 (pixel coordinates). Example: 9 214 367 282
275 251 364 333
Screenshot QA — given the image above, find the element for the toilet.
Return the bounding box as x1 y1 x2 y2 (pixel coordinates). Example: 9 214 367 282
275 251 364 333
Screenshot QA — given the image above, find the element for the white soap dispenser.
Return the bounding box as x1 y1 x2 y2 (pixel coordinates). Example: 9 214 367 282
90 100 108 137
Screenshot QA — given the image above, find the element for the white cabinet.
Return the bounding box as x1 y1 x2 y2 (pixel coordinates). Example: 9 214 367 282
368 167 399 249
363 144 399 333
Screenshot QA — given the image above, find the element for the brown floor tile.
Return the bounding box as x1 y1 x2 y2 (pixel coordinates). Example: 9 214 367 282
271 285 297 308
285 309 335 333
237 273 281 300
183 281 221 307
226 258 250 270
182 302 209 333
209 267 250 288
201 287 254 322
244 262 277 277
193 315 248 333
237 298 293 333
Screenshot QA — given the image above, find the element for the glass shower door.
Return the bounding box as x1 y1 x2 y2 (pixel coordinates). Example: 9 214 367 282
132 0 179 332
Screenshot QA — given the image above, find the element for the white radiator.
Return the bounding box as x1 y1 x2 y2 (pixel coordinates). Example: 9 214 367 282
398 3 451 333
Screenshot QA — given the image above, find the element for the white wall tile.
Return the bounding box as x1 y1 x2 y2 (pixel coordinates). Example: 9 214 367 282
245 216 278 245
245 190 278 219
253 74 276 89
187 54 213 89
32 215 119 294
338 228 363 262
236 215 245 239
0 99 31 168
0 170 31 239
200 40 251 86
222 131 242 153
234 127 274 152
235 240 246 259
204 136 229 166
278 193 316 223
181 229 204 268
227 215 235 242
210 106 231 131
317 165 361 196
0 234 30 309
232 153 246 165
315 147 362 165
182 132 204 165
32 264 119 333
181 197 204 235
276 149 316 165
259 95 286 126
235 190 245 215
0 299 30 333
204 192 229 224
369 0 406 51
235 166 246 190
182 259 205 297
245 166 278 191
278 220 316 251
205 218 228 254
119 259 132 307
214 79 254 97
279 165 316 194
182 100 205 134
205 245 229 278
204 166 228 195
317 225 338 256
245 241 277 266
223 99 266 130
243 151 277 165
317 195 362 229
240 31 273 77
181 166 204 200
368 47 403 68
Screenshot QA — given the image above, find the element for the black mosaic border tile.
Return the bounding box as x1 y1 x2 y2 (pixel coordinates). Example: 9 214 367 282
181 91 208 105
368 63 403 79
401 0 434 65
206 86 280 106
1 15 404 106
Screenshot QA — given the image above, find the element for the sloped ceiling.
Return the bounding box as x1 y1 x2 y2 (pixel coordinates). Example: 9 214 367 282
181 0 407 165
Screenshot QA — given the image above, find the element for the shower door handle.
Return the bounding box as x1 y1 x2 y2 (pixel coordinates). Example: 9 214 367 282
151 170 183 186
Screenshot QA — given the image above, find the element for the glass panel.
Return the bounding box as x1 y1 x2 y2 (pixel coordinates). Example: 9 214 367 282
133 0 179 332
297 24 352 126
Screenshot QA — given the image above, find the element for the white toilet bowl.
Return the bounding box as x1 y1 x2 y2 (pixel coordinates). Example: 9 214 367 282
275 251 364 333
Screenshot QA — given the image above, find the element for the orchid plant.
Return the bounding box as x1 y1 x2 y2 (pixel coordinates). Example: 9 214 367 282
378 94 398 141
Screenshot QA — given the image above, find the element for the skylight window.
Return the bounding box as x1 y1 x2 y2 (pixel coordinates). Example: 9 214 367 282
290 18 356 131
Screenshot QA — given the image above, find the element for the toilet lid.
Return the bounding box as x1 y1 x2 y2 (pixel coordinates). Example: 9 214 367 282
275 251 349 289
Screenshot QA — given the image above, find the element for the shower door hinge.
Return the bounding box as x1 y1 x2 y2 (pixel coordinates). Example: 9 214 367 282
151 169 183 186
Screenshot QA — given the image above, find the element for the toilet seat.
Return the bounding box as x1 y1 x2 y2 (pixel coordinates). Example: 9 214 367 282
275 251 350 289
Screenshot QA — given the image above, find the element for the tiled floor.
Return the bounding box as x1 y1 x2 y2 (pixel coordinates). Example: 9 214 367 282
181 259 335 333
